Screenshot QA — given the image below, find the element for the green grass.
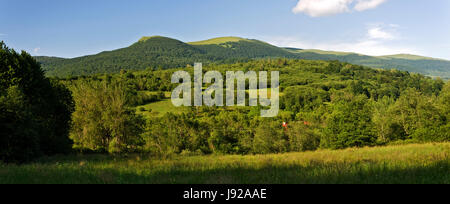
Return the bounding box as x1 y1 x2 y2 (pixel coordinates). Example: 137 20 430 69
379 54 438 60
188 37 248 45
1 143 448 184
138 36 170 42
138 91 172 98
292 49 360 56
136 99 189 118
136 89 280 118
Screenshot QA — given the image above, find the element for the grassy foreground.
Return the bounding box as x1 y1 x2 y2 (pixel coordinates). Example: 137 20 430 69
0 143 448 184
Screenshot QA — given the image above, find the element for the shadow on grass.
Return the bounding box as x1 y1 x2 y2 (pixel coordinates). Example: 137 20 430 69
1 158 448 184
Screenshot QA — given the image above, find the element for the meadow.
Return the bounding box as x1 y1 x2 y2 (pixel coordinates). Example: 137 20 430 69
137 99 189 118
1 143 448 184
2 46 449 185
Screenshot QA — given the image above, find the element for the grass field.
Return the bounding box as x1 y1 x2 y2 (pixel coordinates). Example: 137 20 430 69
0 143 448 184
136 99 189 118
188 37 248 45
136 89 278 118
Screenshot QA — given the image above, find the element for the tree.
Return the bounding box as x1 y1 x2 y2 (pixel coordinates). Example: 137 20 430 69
388 88 446 141
252 120 287 154
0 42 74 163
322 95 377 149
70 80 145 153
372 96 401 143
287 121 321 152
438 82 450 119
143 113 209 156
0 86 40 162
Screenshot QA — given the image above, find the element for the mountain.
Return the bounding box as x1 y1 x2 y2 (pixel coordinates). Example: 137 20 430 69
36 36 298 77
37 36 209 76
35 36 450 79
288 49 450 79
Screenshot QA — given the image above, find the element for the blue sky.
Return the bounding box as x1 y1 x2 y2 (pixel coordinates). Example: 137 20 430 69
1 0 449 60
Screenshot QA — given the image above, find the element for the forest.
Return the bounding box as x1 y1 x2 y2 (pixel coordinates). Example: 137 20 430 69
35 36 450 79
2 41 448 163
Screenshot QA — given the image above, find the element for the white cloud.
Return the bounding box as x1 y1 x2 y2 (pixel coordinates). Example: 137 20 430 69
327 40 418 56
354 0 387 11
267 37 418 56
262 24 420 56
292 0 353 17
367 26 395 40
292 0 388 17
33 47 41 54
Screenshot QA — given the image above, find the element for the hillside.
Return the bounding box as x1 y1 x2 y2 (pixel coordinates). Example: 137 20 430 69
36 36 297 77
37 36 211 76
288 49 450 79
35 36 450 79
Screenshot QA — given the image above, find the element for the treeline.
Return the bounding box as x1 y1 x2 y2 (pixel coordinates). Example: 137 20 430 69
2 41 449 162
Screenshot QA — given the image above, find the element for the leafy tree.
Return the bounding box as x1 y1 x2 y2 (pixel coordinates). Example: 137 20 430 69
438 82 450 119
322 95 377 149
372 96 398 143
143 113 209 156
252 120 287 154
287 121 321 152
0 42 74 163
0 86 40 162
70 80 145 153
389 88 446 141
208 111 252 154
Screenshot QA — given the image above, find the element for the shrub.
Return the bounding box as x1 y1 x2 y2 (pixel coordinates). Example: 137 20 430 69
252 120 287 154
287 122 321 152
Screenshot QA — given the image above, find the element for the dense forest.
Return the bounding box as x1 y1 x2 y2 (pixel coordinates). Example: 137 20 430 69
2 41 449 163
56 59 450 155
35 36 450 79
35 36 297 77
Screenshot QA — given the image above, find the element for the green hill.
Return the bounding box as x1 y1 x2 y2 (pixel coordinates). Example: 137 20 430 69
37 36 210 76
35 36 450 79
380 54 436 60
288 49 450 79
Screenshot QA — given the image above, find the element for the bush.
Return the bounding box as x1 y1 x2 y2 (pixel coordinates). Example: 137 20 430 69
287 122 321 152
252 120 287 154
412 125 450 142
143 113 209 156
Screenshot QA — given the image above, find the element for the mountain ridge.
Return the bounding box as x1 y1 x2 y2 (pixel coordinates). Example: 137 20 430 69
35 36 450 79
